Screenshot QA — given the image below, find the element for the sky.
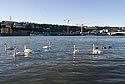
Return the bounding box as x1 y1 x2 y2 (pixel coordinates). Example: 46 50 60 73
0 0 125 27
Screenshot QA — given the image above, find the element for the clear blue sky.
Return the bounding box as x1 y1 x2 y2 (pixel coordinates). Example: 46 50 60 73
0 0 125 27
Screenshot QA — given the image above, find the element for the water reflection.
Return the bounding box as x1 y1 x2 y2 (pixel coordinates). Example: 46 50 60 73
72 55 78 65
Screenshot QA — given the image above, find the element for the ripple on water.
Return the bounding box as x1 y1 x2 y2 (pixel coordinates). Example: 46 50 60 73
0 36 125 84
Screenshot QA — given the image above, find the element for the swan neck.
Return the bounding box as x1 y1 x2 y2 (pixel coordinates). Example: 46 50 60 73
93 44 95 50
4 44 7 51
74 45 75 51
24 45 26 49
13 48 16 56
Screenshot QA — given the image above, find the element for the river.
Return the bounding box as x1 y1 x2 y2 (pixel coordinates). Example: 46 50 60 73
0 36 125 84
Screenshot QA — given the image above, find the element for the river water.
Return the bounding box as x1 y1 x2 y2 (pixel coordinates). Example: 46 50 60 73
0 36 125 84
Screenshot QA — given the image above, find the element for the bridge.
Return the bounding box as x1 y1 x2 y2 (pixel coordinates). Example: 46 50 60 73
108 32 125 35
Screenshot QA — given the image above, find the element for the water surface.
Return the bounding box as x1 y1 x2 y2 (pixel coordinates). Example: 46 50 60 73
0 36 125 84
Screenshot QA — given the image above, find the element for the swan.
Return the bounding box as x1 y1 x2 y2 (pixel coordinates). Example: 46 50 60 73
24 45 32 54
73 45 79 55
13 47 31 62
43 41 52 49
4 43 14 51
92 44 102 55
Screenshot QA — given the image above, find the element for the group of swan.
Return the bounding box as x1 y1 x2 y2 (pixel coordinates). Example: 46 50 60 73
73 44 103 55
5 41 51 58
14 45 32 56
4 41 110 62
12 46 32 62
4 43 32 58
42 41 105 55
5 41 52 57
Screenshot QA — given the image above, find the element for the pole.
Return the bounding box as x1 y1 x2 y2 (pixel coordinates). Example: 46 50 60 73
67 20 70 34
10 16 12 33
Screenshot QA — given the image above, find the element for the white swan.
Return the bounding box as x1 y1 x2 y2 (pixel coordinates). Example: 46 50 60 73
43 41 52 49
24 45 32 54
92 44 102 55
73 45 79 55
